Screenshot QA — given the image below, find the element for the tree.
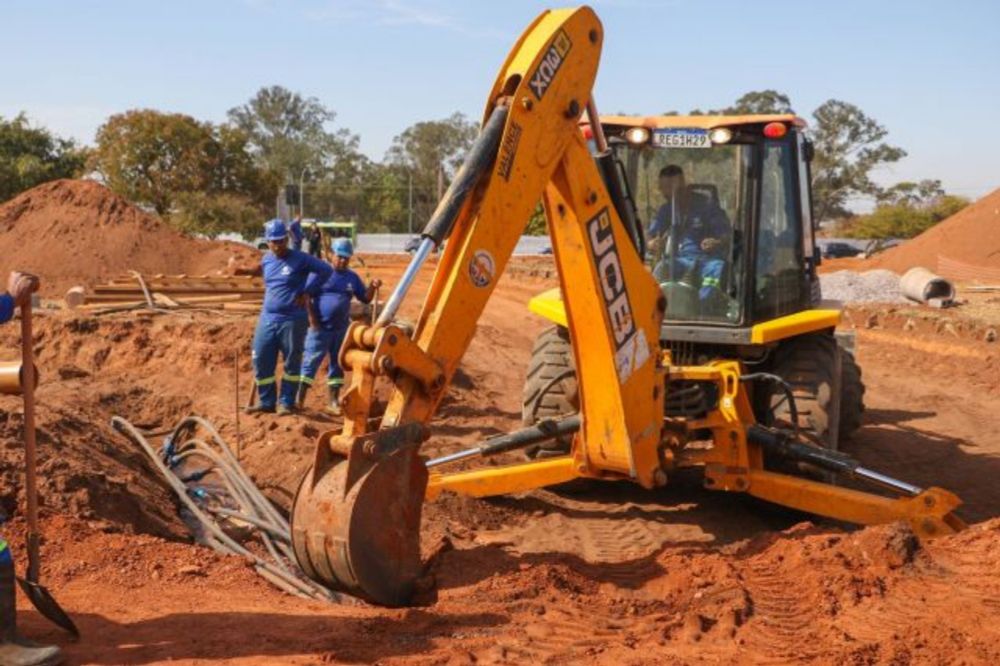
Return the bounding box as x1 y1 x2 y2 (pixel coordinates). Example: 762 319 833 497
876 179 944 207
228 86 355 185
809 100 906 223
0 113 88 202
724 90 794 115
91 109 271 236
386 112 478 227
91 110 218 215
842 193 968 239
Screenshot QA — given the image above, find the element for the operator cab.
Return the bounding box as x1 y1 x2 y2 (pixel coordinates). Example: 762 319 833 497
593 115 819 337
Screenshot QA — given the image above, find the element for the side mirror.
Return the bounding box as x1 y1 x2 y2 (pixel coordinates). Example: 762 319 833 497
802 139 815 163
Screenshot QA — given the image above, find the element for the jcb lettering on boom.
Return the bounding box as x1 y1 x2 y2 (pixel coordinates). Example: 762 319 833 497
529 30 572 100
587 207 647 382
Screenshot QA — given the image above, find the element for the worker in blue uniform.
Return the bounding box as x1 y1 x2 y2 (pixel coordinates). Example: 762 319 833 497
241 219 333 415
647 165 731 306
297 238 381 415
0 271 64 666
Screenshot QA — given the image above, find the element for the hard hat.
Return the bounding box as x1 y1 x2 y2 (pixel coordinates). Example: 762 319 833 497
332 238 354 258
264 219 288 241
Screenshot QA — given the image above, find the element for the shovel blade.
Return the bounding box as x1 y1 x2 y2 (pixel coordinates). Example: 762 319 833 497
16 577 78 638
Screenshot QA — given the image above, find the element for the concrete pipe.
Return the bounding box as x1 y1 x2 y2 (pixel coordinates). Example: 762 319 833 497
900 267 955 308
0 360 39 395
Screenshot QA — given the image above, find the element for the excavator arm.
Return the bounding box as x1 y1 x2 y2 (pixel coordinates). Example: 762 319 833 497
290 6 666 606
290 6 964 607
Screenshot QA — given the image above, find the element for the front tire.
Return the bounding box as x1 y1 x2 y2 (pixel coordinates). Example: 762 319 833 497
521 326 578 459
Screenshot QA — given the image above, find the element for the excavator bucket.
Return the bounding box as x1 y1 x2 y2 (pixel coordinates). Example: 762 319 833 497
290 424 428 606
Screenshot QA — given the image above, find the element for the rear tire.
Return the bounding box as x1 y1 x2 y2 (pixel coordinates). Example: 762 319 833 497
521 326 578 459
768 332 840 450
839 348 865 440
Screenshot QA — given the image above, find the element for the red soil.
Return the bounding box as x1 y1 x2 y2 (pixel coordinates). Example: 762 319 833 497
0 179 257 296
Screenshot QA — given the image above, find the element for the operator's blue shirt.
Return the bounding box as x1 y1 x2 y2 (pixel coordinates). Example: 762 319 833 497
305 268 369 331
261 249 333 323
649 197 730 258
0 294 13 324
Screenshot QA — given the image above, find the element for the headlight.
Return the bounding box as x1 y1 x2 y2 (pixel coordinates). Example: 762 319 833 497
709 128 733 145
624 127 650 145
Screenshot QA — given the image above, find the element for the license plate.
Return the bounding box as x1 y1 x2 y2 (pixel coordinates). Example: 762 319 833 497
652 129 711 149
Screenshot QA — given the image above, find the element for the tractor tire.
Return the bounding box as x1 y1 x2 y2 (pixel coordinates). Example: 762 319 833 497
768 332 840 451
838 348 865 440
521 326 579 459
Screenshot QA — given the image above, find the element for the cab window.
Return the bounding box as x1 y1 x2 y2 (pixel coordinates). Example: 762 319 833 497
754 140 807 320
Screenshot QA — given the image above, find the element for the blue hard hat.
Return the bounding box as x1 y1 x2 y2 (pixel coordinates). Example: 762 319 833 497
264 219 288 241
332 237 354 258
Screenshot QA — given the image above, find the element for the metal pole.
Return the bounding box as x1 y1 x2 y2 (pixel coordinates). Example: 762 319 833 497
234 349 241 460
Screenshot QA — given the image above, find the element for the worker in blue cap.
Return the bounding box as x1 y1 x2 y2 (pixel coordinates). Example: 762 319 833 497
0 271 64 666
239 219 334 415
298 238 381 414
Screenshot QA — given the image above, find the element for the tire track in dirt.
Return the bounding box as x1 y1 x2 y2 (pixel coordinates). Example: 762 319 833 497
739 555 826 663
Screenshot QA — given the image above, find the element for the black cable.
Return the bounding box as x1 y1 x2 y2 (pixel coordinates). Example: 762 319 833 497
739 372 800 439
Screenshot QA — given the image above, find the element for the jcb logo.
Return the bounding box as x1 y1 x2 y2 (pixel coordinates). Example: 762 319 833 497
587 209 635 351
528 30 572 100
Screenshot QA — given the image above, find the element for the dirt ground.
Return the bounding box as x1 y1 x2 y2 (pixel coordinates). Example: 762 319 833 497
1 255 999 664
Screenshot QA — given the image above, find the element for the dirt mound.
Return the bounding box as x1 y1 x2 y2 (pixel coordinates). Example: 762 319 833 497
0 179 257 295
871 187 1000 277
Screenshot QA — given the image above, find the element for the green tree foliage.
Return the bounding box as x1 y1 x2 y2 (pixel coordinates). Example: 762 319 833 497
0 113 88 202
92 110 218 215
843 194 968 239
91 109 269 236
386 112 477 228
875 179 944 207
809 100 906 223
724 90 794 115
228 85 357 182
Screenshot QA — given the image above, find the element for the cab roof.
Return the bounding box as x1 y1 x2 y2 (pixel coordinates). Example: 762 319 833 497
599 113 807 130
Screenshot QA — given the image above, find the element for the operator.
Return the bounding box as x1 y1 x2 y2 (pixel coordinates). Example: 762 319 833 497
0 271 64 666
646 164 731 305
297 238 381 415
239 219 333 415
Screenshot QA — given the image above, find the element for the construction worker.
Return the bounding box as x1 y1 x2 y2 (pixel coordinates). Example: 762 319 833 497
297 238 381 415
242 219 333 415
647 164 730 306
305 223 323 258
0 271 64 666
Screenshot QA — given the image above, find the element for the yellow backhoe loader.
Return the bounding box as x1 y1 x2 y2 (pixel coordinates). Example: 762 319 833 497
290 6 964 607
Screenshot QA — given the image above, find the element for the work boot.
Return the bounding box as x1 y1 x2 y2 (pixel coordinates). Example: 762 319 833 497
276 404 297 416
0 543 64 666
243 403 275 415
325 386 342 416
295 383 309 409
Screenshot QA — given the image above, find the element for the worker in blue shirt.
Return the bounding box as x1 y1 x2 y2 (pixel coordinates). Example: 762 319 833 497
647 165 731 305
241 219 334 415
297 238 381 415
0 271 64 666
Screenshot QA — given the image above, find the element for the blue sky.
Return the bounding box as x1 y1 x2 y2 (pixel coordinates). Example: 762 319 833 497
4 0 999 207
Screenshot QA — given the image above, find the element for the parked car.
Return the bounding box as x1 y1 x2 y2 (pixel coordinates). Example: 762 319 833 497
822 242 862 259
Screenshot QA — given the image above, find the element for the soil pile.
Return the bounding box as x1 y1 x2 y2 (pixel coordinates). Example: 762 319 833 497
872 187 1000 277
0 179 257 295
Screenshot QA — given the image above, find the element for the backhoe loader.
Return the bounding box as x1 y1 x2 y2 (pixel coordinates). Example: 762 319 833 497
290 6 964 607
